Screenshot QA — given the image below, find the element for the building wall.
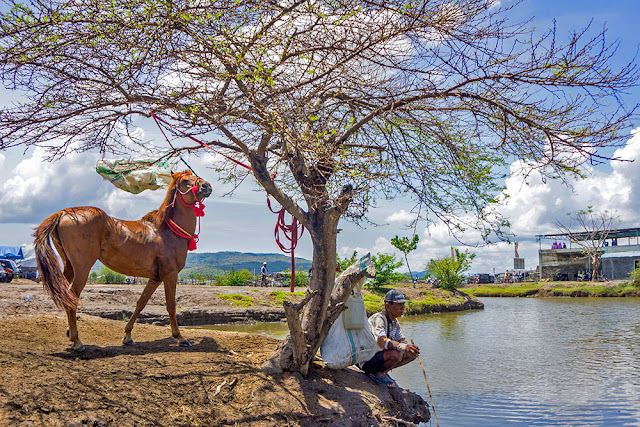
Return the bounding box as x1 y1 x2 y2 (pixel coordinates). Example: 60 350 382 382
539 249 589 279
602 257 640 280
539 244 640 280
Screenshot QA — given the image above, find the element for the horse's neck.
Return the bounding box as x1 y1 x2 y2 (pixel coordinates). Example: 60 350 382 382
168 205 196 232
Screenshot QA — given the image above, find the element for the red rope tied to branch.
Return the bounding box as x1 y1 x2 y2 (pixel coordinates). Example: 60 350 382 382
151 112 254 171
152 112 304 290
267 196 305 292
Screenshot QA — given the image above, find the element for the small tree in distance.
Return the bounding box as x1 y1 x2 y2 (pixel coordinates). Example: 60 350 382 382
371 253 407 289
555 208 620 280
426 249 476 291
391 235 420 283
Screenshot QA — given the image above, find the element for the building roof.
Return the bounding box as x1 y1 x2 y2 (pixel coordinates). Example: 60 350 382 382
601 251 640 259
535 227 640 242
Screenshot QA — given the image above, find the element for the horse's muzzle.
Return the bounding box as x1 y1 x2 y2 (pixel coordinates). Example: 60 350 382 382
198 181 213 199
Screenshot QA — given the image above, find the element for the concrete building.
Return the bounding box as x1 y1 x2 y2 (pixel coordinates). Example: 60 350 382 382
536 227 640 281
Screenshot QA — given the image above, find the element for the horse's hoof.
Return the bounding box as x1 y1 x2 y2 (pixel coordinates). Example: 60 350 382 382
72 345 86 353
123 339 135 346
179 340 192 347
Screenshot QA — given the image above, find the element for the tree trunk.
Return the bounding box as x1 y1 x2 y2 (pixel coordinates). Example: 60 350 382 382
262 210 375 375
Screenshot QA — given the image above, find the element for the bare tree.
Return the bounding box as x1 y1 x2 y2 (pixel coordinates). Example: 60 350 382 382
555 208 621 279
1 0 637 373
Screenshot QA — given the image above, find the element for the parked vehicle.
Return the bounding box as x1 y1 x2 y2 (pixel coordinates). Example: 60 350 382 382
475 273 494 284
0 259 21 283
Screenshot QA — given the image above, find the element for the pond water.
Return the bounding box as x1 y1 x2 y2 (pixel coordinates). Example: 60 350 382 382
200 297 640 426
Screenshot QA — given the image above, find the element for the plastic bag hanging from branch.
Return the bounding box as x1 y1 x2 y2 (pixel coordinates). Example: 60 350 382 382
96 158 177 194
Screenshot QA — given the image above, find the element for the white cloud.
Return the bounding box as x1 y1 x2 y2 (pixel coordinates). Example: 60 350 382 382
385 209 417 224
339 127 640 275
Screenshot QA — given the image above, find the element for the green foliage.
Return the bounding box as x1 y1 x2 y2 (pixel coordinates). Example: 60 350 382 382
391 235 419 253
282 267 310 287
215 268 254 286
426 248 476 290
219 294 255 307
391 234 420 281
179 267 221 281
93 267 127 284
629 267 640 288
337 251 358 272
370 253 407 288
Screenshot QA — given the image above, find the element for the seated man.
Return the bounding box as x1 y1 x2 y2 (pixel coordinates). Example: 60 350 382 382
360 289 420 387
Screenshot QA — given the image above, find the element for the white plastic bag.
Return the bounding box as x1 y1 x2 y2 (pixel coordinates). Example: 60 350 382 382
96 158 177 194
320 254 380 369
320 310 380 369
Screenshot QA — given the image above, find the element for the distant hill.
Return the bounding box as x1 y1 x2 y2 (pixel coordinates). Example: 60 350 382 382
89 251 312 275
185 251 312 274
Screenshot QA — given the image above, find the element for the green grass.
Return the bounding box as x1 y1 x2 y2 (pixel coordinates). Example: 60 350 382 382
464 283 543 297
269 290 305 305
463 282 640 297
363 293 384 315
362 289 459 316
219 294 255 307
548 283 640 297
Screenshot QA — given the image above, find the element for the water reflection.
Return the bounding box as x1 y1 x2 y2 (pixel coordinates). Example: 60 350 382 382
198 298 640 426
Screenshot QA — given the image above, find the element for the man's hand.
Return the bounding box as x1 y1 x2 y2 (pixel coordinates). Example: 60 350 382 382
405 343 420 357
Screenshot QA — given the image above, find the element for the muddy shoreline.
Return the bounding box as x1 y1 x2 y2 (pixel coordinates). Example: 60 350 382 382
2 279 483 326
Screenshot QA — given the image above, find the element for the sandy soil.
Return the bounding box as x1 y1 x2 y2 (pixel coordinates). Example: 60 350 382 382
0 280 431 426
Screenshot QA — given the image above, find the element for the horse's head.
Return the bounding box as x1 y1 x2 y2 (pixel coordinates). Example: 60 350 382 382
173 171 212 204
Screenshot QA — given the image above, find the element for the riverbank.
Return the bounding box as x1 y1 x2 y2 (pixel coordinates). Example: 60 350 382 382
461 280 640 297
0 280 483 326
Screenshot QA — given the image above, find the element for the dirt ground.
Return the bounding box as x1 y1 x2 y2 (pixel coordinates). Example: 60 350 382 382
0 280 430 426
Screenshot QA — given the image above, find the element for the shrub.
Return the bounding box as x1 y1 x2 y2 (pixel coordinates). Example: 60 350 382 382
216 268 254 286
629 267 640 288
370 253 407 288
94 267 127 284
426 249 475 291
282 267 310 287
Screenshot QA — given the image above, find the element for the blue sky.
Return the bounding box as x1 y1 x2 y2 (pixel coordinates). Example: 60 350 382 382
1 0 639 275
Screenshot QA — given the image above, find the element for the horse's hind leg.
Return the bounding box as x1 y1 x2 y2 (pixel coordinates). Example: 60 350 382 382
123 279 161 345
52 239 87 352
65 267 90 352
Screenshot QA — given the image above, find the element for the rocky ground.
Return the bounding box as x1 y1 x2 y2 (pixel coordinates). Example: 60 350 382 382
0 280 434 426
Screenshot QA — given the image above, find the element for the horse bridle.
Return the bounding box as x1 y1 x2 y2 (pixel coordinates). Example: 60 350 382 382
165 174 206 250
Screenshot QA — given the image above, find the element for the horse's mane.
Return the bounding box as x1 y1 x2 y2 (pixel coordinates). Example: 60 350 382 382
142 171 189 227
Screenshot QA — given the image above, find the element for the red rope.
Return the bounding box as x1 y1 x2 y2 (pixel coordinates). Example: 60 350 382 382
152 113 304 289
151 113 253 171
166 218 199 251
267 196 304 292
165 180 205 251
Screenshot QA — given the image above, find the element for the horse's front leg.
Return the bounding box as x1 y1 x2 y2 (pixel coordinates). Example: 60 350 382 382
163 275 191 347
123 278 161 345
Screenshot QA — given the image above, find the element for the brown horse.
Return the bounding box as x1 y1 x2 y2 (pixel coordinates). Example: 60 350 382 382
34 170 212 351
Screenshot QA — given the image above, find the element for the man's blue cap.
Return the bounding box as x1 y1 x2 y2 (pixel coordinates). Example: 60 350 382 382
384 289 408 303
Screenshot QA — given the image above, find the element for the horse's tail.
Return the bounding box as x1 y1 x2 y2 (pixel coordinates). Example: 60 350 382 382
33 212 78 310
